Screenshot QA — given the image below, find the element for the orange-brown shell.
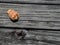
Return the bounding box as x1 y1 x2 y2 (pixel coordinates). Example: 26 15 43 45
7 9 19 20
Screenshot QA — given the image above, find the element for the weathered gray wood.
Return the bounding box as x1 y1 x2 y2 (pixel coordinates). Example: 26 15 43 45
0 1 60 45
0 3 60 29
0 29 60 45
0 0 60 4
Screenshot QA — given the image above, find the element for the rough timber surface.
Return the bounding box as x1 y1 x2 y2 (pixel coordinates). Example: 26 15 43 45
0 0 60 45
0 29 60 45
0 3 60 29
0 0 60 4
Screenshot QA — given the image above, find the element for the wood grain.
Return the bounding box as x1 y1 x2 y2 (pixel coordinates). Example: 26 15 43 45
0 29 60 45
0 3 60 29
0 0 60 45
0 0 60 4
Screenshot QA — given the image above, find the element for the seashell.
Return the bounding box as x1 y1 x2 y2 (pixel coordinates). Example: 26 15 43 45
7 9 19 21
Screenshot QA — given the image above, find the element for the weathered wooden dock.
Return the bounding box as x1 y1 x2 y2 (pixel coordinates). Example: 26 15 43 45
0 0 60 45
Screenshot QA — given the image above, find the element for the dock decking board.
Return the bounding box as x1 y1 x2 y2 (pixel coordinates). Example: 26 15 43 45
0 3 60 29
0 29 60 45
0 0 60 45
0 0 60 4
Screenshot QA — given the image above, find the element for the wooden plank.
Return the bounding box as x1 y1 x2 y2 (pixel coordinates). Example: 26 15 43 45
0 29 60 45
0 3 60 29
0 0 60 4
